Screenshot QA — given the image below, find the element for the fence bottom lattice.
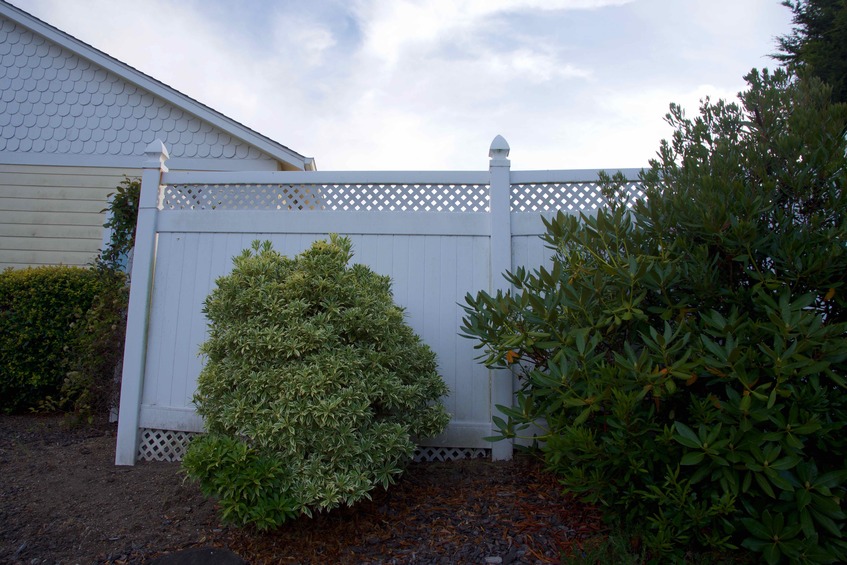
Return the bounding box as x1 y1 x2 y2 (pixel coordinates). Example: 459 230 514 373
137 428 491 463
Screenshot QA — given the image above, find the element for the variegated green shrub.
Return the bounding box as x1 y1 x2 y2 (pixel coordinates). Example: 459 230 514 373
183 236 449 529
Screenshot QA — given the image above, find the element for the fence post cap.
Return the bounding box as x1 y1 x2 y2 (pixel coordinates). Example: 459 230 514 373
489 135 510 163
144 139 170 168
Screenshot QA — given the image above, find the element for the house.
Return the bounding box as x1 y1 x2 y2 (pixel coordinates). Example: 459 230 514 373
0 1 315 270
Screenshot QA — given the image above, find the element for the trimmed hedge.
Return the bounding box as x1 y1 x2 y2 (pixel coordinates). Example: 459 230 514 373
0 265 125 413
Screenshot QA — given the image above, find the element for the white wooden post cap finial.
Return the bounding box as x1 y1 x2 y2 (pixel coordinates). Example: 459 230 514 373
489 135 510 164
144 139 170 169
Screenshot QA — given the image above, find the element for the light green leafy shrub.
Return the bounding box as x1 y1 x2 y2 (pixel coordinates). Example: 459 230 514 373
461 69 847 563
0 265 126 414
183 236 450 529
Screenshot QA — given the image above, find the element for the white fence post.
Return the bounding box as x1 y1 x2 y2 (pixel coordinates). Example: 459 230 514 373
488 135 514 461
115 140 169 465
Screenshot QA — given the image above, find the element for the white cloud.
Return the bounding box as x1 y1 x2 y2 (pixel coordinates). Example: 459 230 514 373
488 48 591 83
269 12 337 68
353 0 634 67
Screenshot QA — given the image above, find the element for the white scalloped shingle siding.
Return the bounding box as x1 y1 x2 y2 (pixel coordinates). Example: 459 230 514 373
0 15 275 165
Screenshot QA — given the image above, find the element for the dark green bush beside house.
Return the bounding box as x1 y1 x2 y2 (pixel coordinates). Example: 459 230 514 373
57 267 129 422
183 236 450 530
462 69 847 563
0 265 126 414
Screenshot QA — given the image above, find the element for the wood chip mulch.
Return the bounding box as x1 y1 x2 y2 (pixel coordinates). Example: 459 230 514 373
0 414 606 564
206 454 606 564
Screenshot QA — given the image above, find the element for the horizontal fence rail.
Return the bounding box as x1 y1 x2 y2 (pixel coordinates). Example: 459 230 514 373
114 136 646 465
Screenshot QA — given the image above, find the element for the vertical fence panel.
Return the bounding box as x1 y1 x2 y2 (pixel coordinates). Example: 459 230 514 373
438 235 458 416
512 233 556 272
183 233 215 406
117 137 644 464
170 233 201 407
141 231 176 407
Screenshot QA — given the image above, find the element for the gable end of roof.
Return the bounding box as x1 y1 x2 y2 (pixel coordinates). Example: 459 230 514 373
0 0 314 171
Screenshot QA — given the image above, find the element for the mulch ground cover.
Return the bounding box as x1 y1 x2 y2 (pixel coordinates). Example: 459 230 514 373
0 414 605 563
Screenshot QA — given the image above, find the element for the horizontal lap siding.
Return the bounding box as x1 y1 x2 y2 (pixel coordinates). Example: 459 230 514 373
141 223 492 447
0 164 130 269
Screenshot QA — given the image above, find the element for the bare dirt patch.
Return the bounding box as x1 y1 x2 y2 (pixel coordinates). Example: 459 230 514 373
0 414 603 564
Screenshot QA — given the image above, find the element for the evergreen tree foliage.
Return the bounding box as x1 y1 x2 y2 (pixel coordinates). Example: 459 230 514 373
775 0 847 104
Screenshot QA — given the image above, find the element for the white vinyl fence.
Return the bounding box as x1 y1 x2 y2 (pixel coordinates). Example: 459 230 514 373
114 135 644 465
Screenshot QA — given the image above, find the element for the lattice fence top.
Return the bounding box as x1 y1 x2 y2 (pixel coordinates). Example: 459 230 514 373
162 181 648 213
162 183 491 212
510 181 647 213
322 183 490 212
163 184 321 211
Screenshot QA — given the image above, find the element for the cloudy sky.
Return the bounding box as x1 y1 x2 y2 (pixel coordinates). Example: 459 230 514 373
9 0 793 171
